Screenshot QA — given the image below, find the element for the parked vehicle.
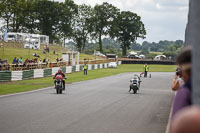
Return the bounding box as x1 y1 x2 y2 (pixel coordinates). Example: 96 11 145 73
93 51 106 57
127 54 140 59
24 38 40 49
108 62 117 68
106 54 117 59
154 55 167 60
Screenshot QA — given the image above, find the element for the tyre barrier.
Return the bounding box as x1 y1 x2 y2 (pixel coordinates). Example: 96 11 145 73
0 61 122 82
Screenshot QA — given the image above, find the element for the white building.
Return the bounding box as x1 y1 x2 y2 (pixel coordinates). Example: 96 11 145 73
154 55 167 61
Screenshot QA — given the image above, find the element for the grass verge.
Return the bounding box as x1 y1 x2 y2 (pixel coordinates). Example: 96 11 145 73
0 43 104 63
0 64 176 95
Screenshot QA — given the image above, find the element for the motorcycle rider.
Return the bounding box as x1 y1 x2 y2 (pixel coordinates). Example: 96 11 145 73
54 69 66 90
129 74 141 92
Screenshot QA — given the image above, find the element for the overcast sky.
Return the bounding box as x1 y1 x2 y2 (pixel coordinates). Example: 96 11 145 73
57 0 189 43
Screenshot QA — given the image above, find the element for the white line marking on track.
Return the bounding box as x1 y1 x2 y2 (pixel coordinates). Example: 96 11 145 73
0 86 53 98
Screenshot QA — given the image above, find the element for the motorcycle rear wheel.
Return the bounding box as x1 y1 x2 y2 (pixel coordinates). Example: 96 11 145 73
56 89 59 94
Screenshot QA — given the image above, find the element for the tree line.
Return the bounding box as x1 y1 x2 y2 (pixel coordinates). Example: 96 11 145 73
0 0 146 56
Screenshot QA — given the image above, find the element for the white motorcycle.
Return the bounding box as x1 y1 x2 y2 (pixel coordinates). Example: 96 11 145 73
129 76 141 94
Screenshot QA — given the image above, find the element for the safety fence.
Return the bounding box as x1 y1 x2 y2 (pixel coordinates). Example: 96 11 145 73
0 61 122 82
118 58 175 65
0 59 116 71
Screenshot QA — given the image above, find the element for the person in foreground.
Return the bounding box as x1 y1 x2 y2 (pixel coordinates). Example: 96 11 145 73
171 46 192 119
170 106 200 133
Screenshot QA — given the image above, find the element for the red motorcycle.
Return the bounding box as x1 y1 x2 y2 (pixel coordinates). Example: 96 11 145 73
54 74 66 94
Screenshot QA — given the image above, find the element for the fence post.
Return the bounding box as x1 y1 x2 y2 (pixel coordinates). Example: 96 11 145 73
187 0 200 104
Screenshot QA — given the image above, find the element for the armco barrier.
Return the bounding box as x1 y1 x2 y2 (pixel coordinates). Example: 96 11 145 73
88 65 92 70
60 67 66 73
0 61 121 82
52 67 60 75
66 66 72 73
72 66 76 72
23 70 34 79
92 64 95 70
94 64 98 69
80 65 83 71
121 60 175 65
0 71 12 82
100 64 103 69
11 71 23 81
104 63 108 68
76 65 80 72
44 69 52 77
34 69 44 78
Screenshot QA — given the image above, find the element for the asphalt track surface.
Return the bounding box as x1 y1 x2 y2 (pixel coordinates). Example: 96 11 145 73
0 72 174 133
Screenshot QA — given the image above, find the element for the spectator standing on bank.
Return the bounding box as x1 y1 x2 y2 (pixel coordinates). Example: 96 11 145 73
144 63 149 78
83 63 88 75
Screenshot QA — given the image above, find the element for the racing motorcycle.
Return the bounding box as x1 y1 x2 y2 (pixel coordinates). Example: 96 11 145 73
129 76 141 94
54 75 66 94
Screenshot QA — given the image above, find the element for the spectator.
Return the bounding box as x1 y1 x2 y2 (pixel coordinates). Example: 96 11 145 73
46 59 49 65
12 57 17 64
46 45 49 53
23 58 29 66
43 58 46 63
170 106 200 133
38 60 42 68
60 58 63 62
38 60 42 64
171 67 184 91
18 57 23 64
144 63 149 78
171 46 192 119
33 53 40 58
56 58 59 62
16 58 19 64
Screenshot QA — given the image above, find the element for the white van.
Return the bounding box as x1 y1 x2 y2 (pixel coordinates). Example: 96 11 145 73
24 37 40 49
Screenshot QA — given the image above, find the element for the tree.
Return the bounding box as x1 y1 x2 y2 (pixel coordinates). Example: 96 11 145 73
113 11 146 56
91 2 120 52
140 47 149 55
0 0 16 30
59 0 78 45
36 0 62 42
22 0 39 33
163 44 177 58
70 4 92 52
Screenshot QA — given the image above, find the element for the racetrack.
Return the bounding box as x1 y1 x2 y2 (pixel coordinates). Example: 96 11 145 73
0 72 174 133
